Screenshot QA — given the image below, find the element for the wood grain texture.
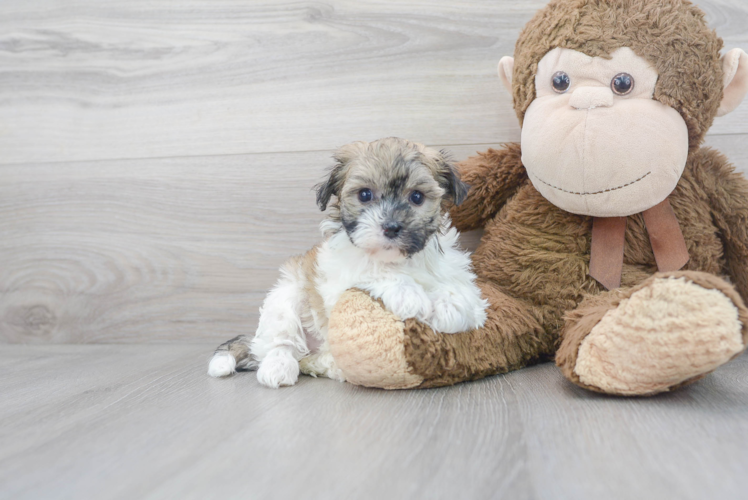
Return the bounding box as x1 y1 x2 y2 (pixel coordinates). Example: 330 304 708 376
1 139 747 344
0 150 324 343
0 0 746 164
1 0 748 344
0 344 746 499
0 144 492 343
2 3 747 497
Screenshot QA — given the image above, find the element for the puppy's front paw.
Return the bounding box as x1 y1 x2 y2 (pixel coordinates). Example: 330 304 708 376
426 291 488 334
426 297 465 334
299 351 346 382
256 348 300 388
380 283 432 322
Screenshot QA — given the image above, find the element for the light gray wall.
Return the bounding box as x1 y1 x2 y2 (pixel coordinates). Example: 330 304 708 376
1 0 747 343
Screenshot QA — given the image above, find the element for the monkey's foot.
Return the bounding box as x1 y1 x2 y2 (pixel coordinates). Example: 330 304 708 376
327 289 424 389
558 272 748 395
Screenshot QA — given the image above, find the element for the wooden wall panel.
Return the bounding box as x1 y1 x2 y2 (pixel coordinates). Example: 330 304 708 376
1 150 325 343
1 139 746 343
1 0 747 343
0 0 746 164
0 145 491 343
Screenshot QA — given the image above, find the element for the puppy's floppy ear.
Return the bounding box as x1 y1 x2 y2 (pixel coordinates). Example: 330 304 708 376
432 149 469 206
315 141 367 211
315 160 346 211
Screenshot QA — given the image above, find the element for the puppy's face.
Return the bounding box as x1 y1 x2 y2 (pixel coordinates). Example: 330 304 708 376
316 138 468 262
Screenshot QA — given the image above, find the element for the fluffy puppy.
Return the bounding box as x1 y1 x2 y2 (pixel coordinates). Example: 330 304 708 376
208 137 488 388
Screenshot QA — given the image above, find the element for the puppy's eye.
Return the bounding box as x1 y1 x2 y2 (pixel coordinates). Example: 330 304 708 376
409 190 424 205
552 71 570 93
358 188 372 203
611 73 634 95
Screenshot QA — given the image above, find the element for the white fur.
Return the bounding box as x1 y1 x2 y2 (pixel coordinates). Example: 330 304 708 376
207 352 236 378
242 217 488 388
317 218 488 333
256 346 300 388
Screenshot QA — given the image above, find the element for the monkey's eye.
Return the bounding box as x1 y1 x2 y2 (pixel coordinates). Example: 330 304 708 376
611 73 634 95
551 71 571 93
409 190 424 206
358 188 373 202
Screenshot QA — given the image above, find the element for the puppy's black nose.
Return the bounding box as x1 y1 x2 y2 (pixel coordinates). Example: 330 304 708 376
383 222 402 239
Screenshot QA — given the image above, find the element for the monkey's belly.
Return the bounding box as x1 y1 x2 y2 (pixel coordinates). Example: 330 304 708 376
471 182 726 313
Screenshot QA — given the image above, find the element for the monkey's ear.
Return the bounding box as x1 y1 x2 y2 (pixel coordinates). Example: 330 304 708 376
717 48 748 117
498 56 514 95
434 150 469 206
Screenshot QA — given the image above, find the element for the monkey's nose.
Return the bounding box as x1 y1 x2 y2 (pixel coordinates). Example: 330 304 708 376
569 87 615 110
383 222 402 239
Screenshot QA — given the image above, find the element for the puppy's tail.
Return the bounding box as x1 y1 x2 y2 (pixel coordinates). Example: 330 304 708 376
207 335 254 378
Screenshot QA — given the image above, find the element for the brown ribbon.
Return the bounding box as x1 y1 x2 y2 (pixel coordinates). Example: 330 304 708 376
588 198 690 290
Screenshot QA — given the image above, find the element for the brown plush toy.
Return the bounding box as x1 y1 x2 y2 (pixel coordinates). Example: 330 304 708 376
325 0 748 395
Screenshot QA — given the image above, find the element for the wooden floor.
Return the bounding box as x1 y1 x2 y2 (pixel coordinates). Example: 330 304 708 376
1 345 747 500
2 0 748 498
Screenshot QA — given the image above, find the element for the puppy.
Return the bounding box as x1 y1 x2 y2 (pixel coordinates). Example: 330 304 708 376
208 137 488 388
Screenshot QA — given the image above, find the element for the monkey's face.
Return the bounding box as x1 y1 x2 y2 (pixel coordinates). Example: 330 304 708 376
521 47 689 217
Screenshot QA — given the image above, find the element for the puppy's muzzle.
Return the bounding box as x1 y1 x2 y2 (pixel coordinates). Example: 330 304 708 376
383 221 402 239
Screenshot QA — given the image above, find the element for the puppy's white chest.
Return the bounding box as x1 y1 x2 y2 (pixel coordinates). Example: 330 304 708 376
314 236 382 315
314 232 434 316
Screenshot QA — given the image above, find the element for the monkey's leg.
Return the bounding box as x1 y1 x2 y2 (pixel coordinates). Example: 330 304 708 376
557 271 748 396
327 281 554 389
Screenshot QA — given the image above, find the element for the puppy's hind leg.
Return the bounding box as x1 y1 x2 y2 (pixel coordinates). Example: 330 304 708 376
207 335 253 378
299 341 346 382
256 346 301 388
251 258 313 388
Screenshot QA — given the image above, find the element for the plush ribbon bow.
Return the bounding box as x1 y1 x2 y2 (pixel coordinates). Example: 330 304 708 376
588 198 690 290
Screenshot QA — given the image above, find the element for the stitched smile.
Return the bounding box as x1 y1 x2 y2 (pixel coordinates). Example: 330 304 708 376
530 171 651 196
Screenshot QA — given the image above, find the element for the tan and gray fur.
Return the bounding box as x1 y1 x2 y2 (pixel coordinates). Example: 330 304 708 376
208 137 486 388
318 138 468 258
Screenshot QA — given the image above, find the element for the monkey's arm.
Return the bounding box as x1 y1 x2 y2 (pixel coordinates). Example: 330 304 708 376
699 148 748 302
448 143 527 232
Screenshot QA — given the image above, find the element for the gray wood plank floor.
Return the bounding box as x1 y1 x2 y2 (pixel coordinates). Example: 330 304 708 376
1 345 747 500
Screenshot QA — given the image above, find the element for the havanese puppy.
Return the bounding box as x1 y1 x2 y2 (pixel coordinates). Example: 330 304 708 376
208 137 488 388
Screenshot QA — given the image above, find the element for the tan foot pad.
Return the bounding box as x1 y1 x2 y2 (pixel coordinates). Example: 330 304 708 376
575 277 744 395
328 289 424 390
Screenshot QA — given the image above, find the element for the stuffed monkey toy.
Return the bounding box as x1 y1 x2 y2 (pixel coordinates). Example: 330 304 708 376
325 0 748 395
